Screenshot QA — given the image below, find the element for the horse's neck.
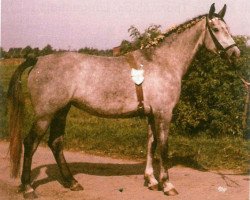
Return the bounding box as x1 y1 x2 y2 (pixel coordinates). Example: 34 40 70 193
155 18 206 77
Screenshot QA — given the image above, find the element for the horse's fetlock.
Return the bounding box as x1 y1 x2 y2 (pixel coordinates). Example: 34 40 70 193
160 173 169 183
144 173 158 189
144 169 154 178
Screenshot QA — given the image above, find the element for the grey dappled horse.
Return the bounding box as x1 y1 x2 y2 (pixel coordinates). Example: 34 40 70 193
8 4 240 198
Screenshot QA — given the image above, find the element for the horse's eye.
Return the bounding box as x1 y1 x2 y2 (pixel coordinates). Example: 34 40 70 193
212 28 219 32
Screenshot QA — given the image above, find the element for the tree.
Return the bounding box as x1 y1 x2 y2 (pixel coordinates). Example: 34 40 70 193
32 47 40 57
21 46 33 58
0 47 6 58
78 47 112 56
40 44 53 56
6 48 22 58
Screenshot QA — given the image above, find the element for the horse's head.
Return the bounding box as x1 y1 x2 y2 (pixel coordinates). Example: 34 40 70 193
204 3 240 61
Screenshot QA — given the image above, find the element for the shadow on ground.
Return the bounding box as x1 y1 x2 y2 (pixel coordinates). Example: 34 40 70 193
30 154 207 190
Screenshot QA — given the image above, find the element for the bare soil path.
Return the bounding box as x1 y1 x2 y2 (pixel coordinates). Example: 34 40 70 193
0 140 248 200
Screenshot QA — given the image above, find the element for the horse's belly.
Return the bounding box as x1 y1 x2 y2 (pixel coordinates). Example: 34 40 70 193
72 81 139 117
72 96 139 117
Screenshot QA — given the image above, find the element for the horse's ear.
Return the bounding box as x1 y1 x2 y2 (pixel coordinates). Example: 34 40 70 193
218 4 227 18
208 3 216 19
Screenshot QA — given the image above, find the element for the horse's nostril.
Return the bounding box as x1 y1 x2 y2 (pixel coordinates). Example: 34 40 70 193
229 48 240 58
233 50 240 58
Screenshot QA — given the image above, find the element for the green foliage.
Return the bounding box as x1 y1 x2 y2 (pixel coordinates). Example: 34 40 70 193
0 45 112 59
120 25 165 59
40 44 54 56
78 47 112 56
173 36 249 137
128 25 164 49
118 40 133 55
233 36 250 81
3 47 23 58
21 45 33 58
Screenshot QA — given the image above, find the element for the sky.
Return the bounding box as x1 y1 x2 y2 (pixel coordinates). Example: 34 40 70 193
1 0 250 50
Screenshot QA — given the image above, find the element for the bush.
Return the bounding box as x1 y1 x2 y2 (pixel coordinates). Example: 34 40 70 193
173 44 248 137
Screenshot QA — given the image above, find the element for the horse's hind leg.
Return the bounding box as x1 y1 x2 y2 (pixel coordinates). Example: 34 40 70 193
144 114 158 190
21 116 52 198
48 104 83 191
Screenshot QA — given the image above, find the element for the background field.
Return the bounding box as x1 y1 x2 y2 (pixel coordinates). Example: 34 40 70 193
0 58 249 173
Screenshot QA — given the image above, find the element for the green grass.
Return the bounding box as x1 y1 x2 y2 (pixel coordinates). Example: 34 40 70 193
0 59 249 173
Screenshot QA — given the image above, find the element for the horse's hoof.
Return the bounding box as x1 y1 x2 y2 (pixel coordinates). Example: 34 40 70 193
23 191 38 199
70 182 84 191
144 178 159 191
148 184 159 191
164 188 179 196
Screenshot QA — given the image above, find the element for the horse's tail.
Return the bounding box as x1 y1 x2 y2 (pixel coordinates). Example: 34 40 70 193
7 57 38 178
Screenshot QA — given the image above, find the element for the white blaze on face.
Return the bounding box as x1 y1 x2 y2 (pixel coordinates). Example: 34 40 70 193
209 18 236 49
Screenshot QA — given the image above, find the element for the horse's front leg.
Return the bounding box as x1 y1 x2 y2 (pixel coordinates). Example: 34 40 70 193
144 114 158 190
156 112 178 196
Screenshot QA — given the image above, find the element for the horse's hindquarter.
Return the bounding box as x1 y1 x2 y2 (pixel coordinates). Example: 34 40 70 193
28 53 77 116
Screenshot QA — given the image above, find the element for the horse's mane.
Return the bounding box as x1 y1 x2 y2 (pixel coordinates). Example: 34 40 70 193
116 14 207 58
163 14 207 38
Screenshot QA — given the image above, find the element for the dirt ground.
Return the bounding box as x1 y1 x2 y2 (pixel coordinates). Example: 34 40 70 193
0 141 249 200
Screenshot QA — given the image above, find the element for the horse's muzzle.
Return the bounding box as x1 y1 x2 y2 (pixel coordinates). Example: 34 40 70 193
220 46 240 62
227 46 241 58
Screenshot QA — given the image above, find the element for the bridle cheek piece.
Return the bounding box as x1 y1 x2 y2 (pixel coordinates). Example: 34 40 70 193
206 15 237 59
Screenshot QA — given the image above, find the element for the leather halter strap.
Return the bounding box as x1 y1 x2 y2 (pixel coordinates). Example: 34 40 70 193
206 16 237 57
125 53 145 115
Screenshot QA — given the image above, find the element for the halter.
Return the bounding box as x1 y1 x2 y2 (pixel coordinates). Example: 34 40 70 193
206 15 237 59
